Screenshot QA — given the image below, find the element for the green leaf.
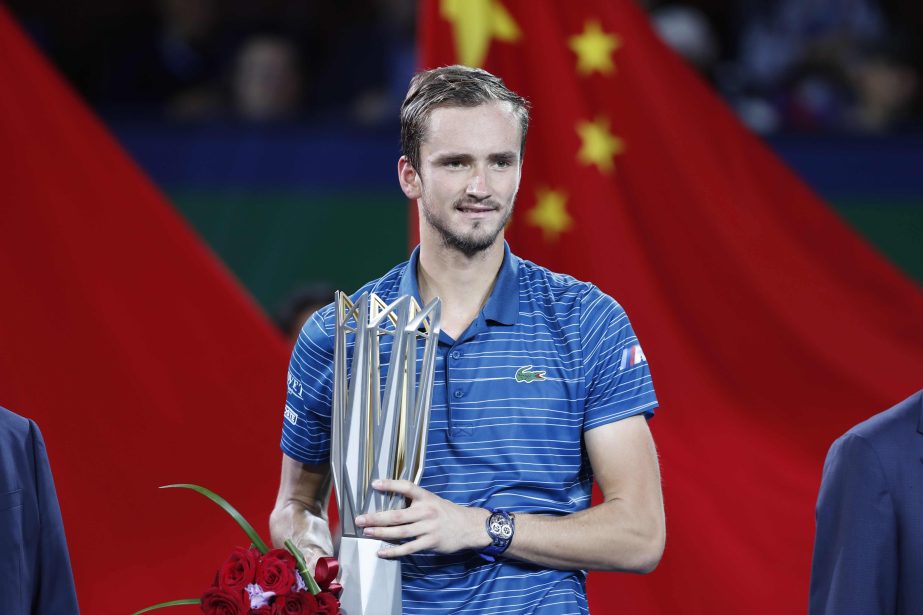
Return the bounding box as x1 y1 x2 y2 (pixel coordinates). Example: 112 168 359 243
285 538 322 595
131 598 200 614
160 484 270 554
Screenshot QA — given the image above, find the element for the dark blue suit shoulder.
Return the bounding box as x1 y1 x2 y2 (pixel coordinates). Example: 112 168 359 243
845 390 922 448
0 405 31 440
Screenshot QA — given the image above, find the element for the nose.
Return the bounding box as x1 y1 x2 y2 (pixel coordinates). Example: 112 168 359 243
466 171 490 201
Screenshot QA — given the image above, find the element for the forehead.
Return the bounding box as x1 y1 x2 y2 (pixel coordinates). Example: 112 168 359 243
421 102 521 157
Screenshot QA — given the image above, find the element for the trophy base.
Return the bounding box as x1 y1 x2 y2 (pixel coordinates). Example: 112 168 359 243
336 536 402 615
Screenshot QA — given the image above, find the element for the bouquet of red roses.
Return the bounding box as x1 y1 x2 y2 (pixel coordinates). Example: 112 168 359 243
200 546 340 614
133 484 341 615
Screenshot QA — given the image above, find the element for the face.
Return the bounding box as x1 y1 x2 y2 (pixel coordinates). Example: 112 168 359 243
400 102 523 257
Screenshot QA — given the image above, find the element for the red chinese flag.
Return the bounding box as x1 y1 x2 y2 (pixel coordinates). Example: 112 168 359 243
418 1 923 612
0 7 290 612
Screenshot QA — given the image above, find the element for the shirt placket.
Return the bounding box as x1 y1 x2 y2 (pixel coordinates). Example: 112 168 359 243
441 315 485 441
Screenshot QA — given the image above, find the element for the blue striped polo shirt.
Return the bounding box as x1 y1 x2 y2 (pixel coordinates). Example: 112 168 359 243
281 242 658 614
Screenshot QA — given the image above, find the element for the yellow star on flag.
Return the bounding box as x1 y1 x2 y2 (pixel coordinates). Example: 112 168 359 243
569 20 621 75
576 117 625 173
441 0 521 67
527 188 572 242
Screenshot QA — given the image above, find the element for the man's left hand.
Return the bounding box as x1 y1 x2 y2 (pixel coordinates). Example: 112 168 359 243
354 479 489 558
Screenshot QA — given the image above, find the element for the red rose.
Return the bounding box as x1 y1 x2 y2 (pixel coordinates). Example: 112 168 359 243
257 550 298 595
200 588 248 615
271 592 316 614
249 608 272 615
219 547 260 592
315 591 339 615
263 548 297 568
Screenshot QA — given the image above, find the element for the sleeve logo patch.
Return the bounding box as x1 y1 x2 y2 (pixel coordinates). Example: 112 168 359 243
619 344 647 370
287 372 304 399
515 365 546 383
284 405 298 426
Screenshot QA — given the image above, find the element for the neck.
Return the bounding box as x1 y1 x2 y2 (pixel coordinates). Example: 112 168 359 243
416 228 505 339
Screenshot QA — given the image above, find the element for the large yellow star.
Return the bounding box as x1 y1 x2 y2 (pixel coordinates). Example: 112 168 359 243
527 188 572 242
568 20 621 75
441 0 521 67
576 117 625 173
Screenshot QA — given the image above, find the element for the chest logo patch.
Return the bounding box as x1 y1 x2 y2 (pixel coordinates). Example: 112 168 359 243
515 365 546 383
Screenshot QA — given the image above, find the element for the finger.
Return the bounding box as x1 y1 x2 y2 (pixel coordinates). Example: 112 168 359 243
377 536 431 559
372 478 426 500
356 506 427 528
361 520 428 541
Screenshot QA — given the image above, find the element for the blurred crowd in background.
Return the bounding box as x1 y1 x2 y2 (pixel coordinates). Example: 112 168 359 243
9 0 923 135
646 0 922 134
10 0 416 126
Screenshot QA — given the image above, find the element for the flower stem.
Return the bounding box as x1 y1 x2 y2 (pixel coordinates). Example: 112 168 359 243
131 598 200 614
285 539 323 595
160 484 271 554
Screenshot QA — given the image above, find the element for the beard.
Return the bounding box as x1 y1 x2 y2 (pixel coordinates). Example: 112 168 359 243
420 195 515 258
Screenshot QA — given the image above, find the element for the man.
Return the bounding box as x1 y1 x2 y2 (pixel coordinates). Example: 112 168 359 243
810 390 923 614
271 65 665 614
0 406 80 614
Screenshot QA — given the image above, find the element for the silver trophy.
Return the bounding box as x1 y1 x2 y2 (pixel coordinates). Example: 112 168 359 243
331 291 441 615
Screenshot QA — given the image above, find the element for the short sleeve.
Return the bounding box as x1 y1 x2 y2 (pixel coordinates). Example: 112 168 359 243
280 305 336 464
579 286 658 431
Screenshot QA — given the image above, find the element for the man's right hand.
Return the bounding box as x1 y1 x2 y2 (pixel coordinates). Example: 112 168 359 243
269 455 334 571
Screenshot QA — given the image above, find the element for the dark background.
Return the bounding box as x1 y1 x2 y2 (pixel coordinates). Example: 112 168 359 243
7 0 921 324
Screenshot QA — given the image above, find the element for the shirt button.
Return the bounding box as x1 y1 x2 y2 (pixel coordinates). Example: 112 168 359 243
454 389 464 398
451 351 461 360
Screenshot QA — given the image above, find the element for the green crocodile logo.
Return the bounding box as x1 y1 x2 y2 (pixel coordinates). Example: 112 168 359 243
515 365 546 383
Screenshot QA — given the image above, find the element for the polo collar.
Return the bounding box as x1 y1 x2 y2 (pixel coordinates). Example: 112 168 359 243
398 242 520 326
398 246 423 302
483 242 520 325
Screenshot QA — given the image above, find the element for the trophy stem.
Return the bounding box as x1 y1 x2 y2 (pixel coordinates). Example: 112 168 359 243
337 537 402 615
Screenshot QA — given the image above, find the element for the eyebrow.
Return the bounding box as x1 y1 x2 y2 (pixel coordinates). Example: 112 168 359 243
489 151 519 164
431 151 519 164
432 153 472 165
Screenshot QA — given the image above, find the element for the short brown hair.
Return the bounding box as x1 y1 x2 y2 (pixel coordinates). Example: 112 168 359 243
400 65 530 171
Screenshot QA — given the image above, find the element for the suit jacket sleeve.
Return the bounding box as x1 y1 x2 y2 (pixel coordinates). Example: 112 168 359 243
27 420 79 614
809 432 898 615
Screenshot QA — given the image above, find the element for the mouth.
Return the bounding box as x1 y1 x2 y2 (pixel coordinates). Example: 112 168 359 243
455 202 499 218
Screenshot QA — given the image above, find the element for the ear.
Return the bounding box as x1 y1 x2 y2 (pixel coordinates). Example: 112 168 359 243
398 156 422 200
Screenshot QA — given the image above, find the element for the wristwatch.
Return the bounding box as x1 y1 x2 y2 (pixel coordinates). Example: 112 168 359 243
479 509 515 561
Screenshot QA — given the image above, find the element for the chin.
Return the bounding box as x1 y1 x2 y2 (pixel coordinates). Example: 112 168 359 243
445 230 503 256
